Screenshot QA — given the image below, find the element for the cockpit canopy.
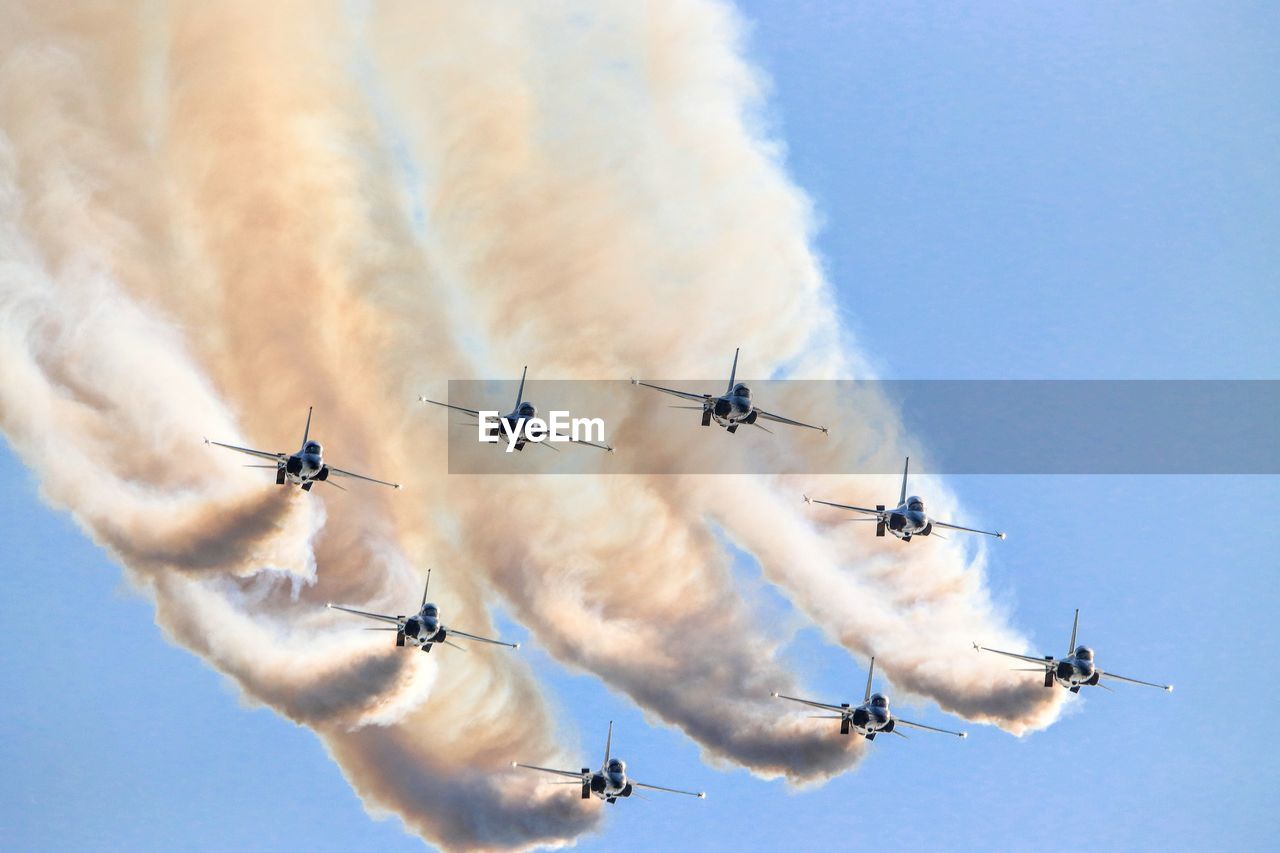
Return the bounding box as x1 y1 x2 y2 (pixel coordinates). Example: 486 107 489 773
870 693 889 709
732 383 751 398
906 496 925 512
1075 645 1094 660
517 402 536 418
606 759 625 774
303 441 323 456
422 604 439 619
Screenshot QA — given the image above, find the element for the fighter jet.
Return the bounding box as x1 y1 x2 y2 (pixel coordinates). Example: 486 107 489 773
974 609 1172 694
804 456 1004 542
772 657 968 740
420 366 613 452
632 347 828 435
327 569 518 653
205 407 400 491
513 721 705 803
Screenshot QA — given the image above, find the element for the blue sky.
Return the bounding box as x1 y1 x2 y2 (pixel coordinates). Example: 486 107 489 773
2 3 1277 851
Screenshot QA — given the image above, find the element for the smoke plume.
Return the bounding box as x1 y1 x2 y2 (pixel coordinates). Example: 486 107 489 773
0 0 1061 849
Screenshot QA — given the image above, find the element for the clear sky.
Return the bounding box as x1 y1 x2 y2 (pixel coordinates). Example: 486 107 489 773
2 2 1277 851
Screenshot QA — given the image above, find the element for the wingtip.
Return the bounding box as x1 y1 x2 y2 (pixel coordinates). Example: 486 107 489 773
997 532 1007 540
394 484 402 490
1165 684 1174 693
697 792 706 799
821 427 829 435
959 731 968 739
629 378 639 385
202 436 210 445
511 761 519 768
770 691 780 697
326 602 333 609
513 642 521 650
972 641 980 651
802 494 811 504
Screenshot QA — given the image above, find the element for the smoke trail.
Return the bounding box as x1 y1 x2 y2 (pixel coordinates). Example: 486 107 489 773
0 1 594 848
0 0 1062 849
366 0 1063 749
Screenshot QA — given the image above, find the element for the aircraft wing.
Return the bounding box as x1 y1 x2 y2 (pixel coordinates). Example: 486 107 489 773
420 397 484 418
631 780 705 799
327 603 403 626
894 718 967 738
973 644 1054 667
932 519 1006 539
632 380 709 403
1097 669 1173 691
535 430 614 453
326 466 401 490
565 436 614 453
205 439 285 463
512 763 585 780
771 692 847 713
753 409 828 434
449 628 520 649
803 496 883 517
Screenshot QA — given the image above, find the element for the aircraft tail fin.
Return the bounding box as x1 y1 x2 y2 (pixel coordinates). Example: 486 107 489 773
422 569 432 607
514 366 528 411
726 347 740 395
1068 608 1080 655
864 656 876 704
604 720 613 767
898 457 910 506
302 406 314 447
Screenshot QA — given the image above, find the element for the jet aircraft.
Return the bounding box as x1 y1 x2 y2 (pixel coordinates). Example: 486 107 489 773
205 407 400 491
513 721 705 803
772 657 968 740
632 347 828 435
327 569 518 652
420 366 613 452
804 456 1003 541
974 609 1172 694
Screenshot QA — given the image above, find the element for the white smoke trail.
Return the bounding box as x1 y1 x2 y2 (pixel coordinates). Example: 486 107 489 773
0 2 595 849
366 0 1062 746
0 0 1061 849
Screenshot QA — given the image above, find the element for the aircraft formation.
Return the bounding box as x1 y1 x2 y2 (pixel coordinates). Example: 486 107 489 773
203 347 1172 809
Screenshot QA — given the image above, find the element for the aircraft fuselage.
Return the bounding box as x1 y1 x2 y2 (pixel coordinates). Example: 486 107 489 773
400 603 445 649
278 446 329 487
1051 655 1100 691
839 701 895 738
480 408 537 450
883 506 933 540
589 767 634 803
706 392 756 430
